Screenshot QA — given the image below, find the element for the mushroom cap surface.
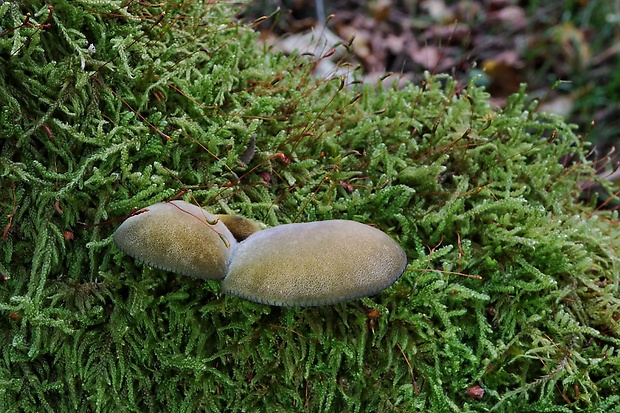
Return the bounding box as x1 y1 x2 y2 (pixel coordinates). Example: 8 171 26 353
215 214 263 241
221 220 407 306
114 201 237 280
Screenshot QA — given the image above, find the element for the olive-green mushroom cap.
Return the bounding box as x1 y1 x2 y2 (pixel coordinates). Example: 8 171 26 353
215 214 263 242
114 201 237 280
221 220 407 306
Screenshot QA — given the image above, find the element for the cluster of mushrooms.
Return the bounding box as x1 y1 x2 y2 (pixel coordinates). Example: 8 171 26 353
114 201 407 306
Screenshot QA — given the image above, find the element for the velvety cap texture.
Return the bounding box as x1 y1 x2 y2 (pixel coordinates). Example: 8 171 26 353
221 220 407 306
114 201 237 280
215 214 263 242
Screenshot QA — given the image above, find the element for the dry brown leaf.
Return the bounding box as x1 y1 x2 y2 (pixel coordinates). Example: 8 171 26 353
367 0 392 22
483 50 526 97
487 6 527 30
410 46 442 70
538 94 575 118
421 0 455 23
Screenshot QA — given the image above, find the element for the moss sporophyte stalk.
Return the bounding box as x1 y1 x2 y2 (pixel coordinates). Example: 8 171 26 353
1 1 619 411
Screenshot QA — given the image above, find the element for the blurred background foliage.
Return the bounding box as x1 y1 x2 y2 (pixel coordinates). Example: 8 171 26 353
245 0 620 150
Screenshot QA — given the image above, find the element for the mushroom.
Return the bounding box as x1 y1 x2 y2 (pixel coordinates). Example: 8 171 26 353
113 201 236 280
221 220 407 306
215 214 264 241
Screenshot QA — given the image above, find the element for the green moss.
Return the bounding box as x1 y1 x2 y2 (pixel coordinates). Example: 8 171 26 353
1 1 619 411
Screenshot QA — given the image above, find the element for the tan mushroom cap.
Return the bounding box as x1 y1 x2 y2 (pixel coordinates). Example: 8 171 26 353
114 201 237 280
215 214 263 241
221 220 407 306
